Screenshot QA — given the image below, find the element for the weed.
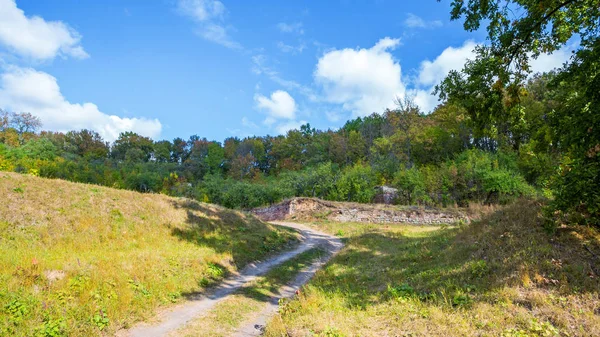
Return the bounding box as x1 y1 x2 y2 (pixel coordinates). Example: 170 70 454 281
320 327 345 337
470 259 489 278
128 279 151 298
206 263 225 278
37 316 66 337
90 310 109 331
387 283 415 299
4 299 29 324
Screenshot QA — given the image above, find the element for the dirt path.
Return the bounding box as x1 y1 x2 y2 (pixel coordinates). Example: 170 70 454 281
120 222 343 337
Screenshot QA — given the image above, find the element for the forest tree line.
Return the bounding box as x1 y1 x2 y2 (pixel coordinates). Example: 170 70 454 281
0 75 551 210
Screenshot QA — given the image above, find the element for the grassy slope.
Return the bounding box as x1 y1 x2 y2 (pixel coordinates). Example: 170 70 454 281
265 200 600 337
0 172 298 336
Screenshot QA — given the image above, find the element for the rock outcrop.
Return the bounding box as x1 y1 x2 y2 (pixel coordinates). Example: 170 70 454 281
251 198 468 225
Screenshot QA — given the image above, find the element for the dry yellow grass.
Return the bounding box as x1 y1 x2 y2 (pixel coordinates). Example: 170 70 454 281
265 200 600 336
0 172 298 336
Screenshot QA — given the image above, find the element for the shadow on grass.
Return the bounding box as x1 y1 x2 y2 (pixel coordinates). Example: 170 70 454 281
306 200 600 309
168 199 298 269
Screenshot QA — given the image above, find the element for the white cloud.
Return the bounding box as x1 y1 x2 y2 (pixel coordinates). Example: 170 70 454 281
410 40 478 112
277 41 305 54
0 0 88 60
277 22 304 35
418 40 477 87
314 37 404 117
275 119 307 134
254 90 296 121
404 13 442 29
176 0 225 21
529 45 573 74
197 23 241 49
407 88 439 114
0 66 161 141
176 0 240 49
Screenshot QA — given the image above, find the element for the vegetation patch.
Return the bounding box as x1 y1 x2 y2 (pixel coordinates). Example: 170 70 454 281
265 200 600 336
0 172 299 336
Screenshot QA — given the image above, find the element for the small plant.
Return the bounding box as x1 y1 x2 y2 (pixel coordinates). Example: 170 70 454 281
68 275 89 294
320 326 345 337
90 309 109 331
128 279 151 297
198 277 211 287
167 291 181 303
12 187 23 193
5 299 29 324
387 283 414 299
206 263 224 278
501 319 560 337
335 229 344 237
37 316 66 337
470 259 489 278
451 292 472 308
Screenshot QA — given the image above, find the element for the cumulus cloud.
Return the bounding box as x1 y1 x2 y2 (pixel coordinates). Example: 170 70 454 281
277 22 304 35
254 90 296 121
314 37 404 117
404 13 442 29
176 0 241 49
0 66 161 141
418 40 478 87
0 0 88 60
408 40 478 112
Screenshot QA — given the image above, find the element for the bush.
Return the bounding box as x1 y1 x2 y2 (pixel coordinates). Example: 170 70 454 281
328 164 376 203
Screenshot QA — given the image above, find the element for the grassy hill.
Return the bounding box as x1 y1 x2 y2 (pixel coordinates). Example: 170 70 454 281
265 200 600 336
0 172 298 336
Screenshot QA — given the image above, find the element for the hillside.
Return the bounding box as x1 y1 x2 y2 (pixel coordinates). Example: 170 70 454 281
0 172 298 336
265 200 600 336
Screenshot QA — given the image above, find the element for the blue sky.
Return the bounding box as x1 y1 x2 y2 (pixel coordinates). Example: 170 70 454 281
0 0 571 142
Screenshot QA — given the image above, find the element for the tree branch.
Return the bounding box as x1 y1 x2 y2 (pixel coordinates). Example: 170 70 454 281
507 0 579 68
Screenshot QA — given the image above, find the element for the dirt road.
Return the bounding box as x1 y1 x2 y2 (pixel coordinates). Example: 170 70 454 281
121 222 342 337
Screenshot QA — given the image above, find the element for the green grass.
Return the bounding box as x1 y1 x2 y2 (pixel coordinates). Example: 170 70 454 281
265 200 600 337
0 172 299 336
173 248 326 337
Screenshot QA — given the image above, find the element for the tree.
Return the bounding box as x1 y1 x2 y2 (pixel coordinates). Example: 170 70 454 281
171 137 189 163
443 0 598 83
439 0 600 225
111 132 154 162
0 110 42 145
9 111 42 134
386 96 423 168
65 129 109 159
153 140 173 163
